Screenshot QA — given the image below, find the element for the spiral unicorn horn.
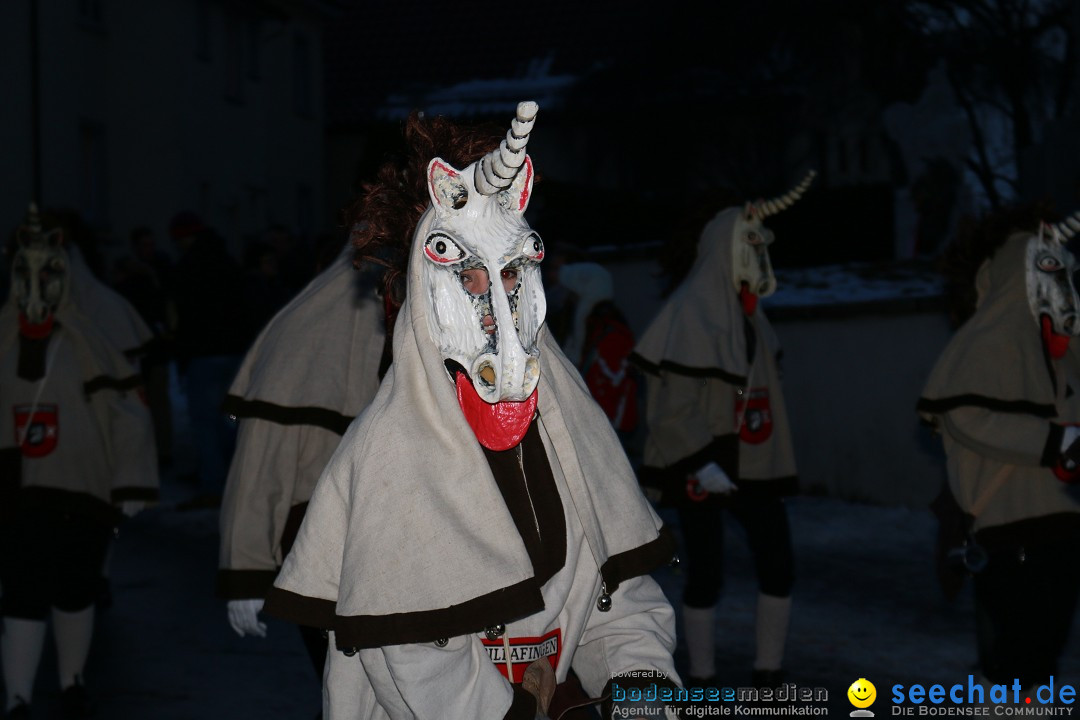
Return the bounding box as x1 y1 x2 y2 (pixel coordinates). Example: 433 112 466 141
473 101 538 196
25 203 43 234
1052 211 1080 243
752 170 817 219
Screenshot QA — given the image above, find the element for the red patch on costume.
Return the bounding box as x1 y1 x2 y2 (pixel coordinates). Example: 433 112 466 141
1042 315 1071 359
685 476 708 502
735 387 773 444
739 284 758 316
481 628 561 684
455 372 537 451
18 313 54 339
14 403 59 457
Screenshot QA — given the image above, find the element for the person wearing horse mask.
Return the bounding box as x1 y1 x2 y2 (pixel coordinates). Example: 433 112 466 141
263 103 682 719
632 174 813 689
919 208 1080 691
0 206 158 718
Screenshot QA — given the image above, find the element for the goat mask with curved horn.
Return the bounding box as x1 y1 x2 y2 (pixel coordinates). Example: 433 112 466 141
730 171 816 309
751 170 817 220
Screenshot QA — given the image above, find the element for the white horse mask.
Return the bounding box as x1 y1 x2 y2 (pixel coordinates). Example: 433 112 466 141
731 171 816 314
420 102 545 450
1028 220 1080 358
12 203 69 336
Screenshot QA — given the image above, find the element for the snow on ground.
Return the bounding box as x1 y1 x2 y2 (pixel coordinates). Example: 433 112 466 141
766 261 945 309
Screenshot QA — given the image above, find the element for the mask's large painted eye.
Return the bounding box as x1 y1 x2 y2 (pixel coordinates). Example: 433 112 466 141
1038 254 1064 272
424 233 467 264
745 230 765 246
521 233 544 262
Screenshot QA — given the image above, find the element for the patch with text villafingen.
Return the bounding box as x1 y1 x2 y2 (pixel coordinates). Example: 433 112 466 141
481 628 561 681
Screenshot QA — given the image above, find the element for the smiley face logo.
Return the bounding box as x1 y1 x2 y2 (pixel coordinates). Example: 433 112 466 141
848 678 876 713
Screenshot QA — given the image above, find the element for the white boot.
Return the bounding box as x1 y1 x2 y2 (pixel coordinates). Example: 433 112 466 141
683 604 717 681
1 617 48 711
52 606 95 690
753 593 791 673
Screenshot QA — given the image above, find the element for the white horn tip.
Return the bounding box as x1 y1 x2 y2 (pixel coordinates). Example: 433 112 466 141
516 101 539 120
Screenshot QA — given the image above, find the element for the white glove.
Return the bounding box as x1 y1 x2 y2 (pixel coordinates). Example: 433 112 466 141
119 501 146 518
227 598 268 638
694 462 738 495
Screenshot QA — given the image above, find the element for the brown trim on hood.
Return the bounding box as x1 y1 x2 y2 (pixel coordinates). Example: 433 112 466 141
122 340 154 361
216 569 279 600
264 578 548 649
484 421 567 586
221 394 353 436
600 525 678 593
83 373 142 397
331 578 546 650
628 352 747 386
916 395 1057 419
263 586 338 631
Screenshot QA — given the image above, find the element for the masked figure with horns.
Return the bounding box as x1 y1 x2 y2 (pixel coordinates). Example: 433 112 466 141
631 174 814 688
918 209 1080 690
264 104 681 719
0 206 158 718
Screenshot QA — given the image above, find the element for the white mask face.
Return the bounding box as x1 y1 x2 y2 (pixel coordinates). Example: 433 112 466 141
12 222 68 325
422 155 545 404
1026 228 1080 337
731 206 776 298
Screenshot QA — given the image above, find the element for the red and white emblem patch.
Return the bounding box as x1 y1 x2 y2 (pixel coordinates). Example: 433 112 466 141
481 628 561 683
735 387 772 444
14 403 59 458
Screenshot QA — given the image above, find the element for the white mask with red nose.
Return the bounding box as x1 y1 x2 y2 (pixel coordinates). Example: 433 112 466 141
419 102 546 451
1027 221 1080 359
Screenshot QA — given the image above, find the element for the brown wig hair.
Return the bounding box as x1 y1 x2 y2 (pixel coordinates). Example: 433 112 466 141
940 201 1054 328
350 112 505 324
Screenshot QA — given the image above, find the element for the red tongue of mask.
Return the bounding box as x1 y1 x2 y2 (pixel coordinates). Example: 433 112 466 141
18 313 54 339
455 372 538 451
739 283 758 316
1042 314 1071 360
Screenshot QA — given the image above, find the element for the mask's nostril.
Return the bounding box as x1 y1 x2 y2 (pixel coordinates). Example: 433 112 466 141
477 364 496 387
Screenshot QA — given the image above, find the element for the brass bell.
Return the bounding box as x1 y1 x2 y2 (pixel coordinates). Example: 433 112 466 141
434 638 449 648
485 624 506 640
341 647 357 657
597 591 612 612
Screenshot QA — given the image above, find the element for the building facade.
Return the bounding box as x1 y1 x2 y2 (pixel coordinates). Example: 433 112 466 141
1 0 328 262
